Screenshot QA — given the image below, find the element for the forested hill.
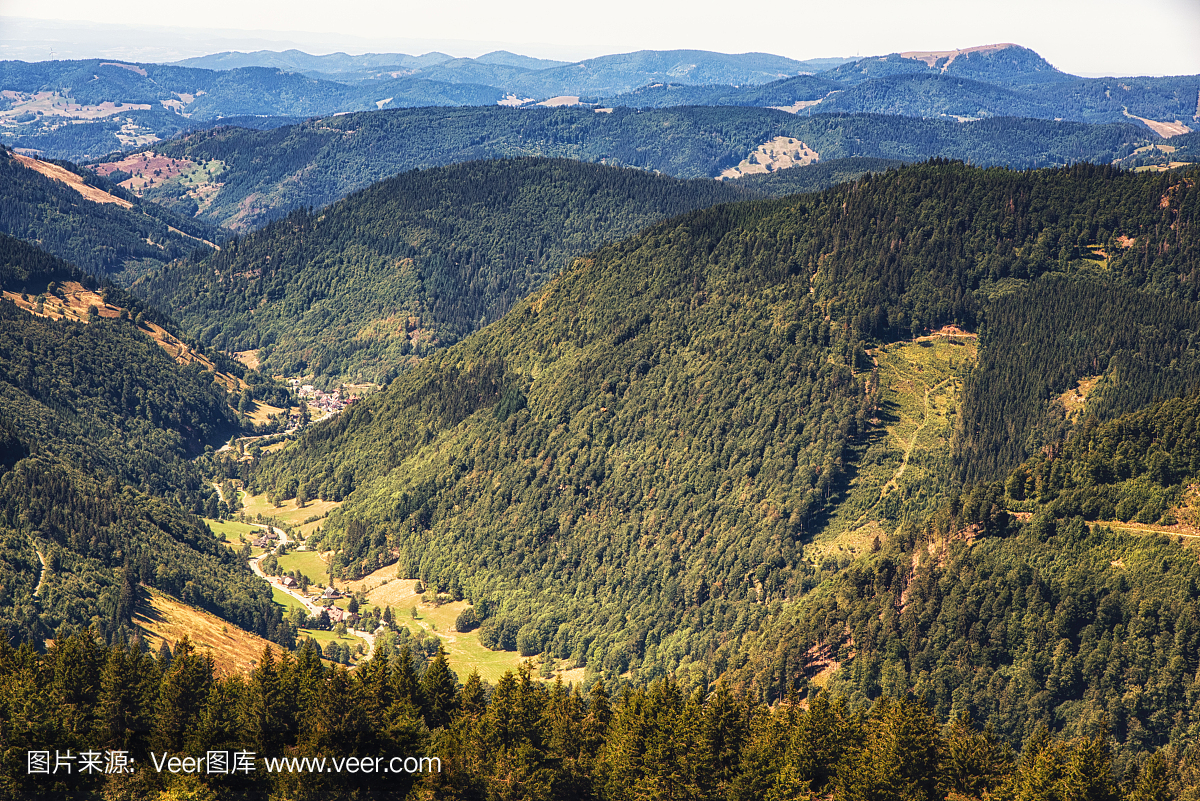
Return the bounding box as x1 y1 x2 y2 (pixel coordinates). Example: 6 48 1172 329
134 158 759 384
245 162 1198 690
734 391 1200 763
0 146 218 282
0 234 289 647
102 106 1150 230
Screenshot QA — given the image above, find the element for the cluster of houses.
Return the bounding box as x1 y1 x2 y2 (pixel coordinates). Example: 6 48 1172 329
289 380 359 416
277 577 360 625
251 530 278 549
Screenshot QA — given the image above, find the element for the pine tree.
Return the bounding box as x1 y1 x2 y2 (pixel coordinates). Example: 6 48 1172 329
420 644 459 729
153 637 213 753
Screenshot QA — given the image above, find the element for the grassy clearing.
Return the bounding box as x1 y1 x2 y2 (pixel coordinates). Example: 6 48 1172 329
247 401 286 426
272 587 306 611
298 628 365 649
276 550 330 584
358 576 535 683
135 587 280 675
807 335 976 561
203 518 259 542
240 492 340 537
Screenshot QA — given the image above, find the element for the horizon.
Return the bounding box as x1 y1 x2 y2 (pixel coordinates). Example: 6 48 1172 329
2 0 1199 77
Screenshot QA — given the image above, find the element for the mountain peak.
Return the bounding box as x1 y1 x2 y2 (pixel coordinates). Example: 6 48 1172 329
899 43 1022 68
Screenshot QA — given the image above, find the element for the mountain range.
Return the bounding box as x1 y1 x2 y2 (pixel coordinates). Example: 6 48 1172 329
2 43 1196 162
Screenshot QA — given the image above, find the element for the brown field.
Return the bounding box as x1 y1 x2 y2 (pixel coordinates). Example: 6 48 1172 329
135 587 282 675
234 349 261 370
1123 110 1192 138
247 400 286 426
13 153 132 208
900 43 1018 69
536 96 582 107
720 136 819 179
94 151 197 194
769 99 828 114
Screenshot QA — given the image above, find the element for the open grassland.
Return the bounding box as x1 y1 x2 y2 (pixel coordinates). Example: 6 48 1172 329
276 550 330 584
298 628 365 649
357 573 549 683
203 517 259 542
247 401 287 426
806 332 976 562
272 587 306 611
241 491 340 537
135 587 280 675
2 283 242 391
340 555 581 682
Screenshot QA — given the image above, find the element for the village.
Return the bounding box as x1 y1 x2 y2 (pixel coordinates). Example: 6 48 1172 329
247 526 364 627
289 379 360 418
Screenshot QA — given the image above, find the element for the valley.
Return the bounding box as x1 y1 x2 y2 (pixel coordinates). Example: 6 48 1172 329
2 29 1200 800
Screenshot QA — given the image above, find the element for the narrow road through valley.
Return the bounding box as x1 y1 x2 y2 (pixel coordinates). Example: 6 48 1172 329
247 525 376 664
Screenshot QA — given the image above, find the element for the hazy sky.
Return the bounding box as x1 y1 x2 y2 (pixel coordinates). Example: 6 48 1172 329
2 0 1199 75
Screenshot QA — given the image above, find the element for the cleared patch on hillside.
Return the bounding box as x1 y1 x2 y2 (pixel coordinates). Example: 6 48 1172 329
246 400 287 426
94 152 227 208
234 349 261 370
807 333 976 561
769 98 829 114
536 96 582 107
352 571 562 683
900 43 1019 70
12 153 132 208
135 587 281 675
3 282 244 392
1123 109 1192 138
720 136 818 179
1059 375 1101 424
0 90 151 123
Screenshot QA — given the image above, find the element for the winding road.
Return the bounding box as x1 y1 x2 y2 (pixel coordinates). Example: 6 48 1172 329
246 525 376 664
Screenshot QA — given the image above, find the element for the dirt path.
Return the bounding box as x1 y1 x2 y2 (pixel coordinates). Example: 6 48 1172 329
882 376 952 496
33 542 48 598
1094 521 1200 540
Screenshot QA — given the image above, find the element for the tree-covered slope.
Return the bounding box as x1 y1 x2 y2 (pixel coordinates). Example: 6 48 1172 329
244 162 1198 686
134 158 763 384
956 278 1200 484
737 391 1200 762
0 234 289 647
105 107 1150 230
0 146 218 283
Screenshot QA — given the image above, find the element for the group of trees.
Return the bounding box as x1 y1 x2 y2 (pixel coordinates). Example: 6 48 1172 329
1005 392 1200 523
735 396 1200 766
134 158 756 384
1 629 1193 800
0 146 219 282
955 277 1200 484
